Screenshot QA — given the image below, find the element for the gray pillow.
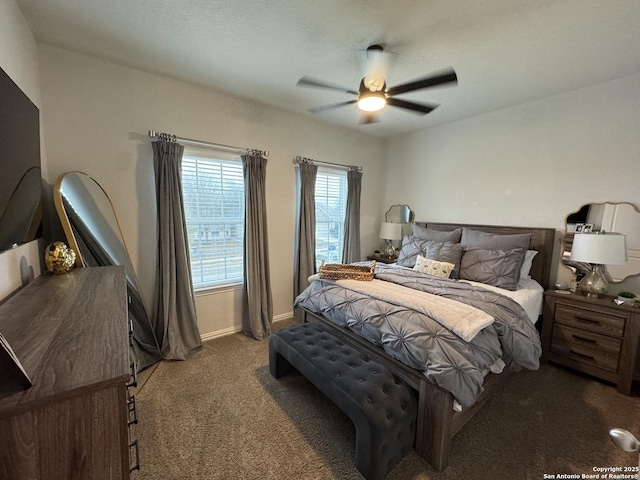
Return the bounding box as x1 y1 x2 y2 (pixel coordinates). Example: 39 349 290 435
423 241 464 279
461 228 531 282
412 225 462 243
461 227 531 251
459 247 524 291
396 236 431 268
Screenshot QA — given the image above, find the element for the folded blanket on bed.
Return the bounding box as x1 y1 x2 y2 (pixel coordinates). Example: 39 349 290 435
308 273 493 342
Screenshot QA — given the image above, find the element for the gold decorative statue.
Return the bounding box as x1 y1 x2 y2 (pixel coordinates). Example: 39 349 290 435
44 241 76 274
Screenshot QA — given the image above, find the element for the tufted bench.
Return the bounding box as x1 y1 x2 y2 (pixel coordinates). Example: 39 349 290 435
269 322 417 480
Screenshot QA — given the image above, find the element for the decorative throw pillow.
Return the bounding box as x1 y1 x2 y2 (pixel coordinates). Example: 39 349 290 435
461 228 531 282
412 225 462 243
413 255 455 278
459 247 524 291
423 241 464 279
396 236 431 268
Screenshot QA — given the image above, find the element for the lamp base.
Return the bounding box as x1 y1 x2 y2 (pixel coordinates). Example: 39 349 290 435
385 241 395 259
579 264 609 297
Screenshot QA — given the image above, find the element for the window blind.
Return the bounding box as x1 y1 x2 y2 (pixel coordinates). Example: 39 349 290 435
182 154 244 289
315 170 347 268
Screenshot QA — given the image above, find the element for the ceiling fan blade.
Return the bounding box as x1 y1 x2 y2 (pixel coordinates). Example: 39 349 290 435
359 113 379 125
387 97 438 115
308 100 357 114
386 69 457 96
297 76 359 95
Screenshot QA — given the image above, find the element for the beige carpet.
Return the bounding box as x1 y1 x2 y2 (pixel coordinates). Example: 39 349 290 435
132 321 640 480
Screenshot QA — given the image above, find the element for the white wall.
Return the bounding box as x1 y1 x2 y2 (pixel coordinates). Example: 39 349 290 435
0 0 44 301
384 73 640 291
38 45 386 338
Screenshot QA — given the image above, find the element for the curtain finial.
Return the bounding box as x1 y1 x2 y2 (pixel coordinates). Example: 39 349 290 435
244 148 267 157
158 133 177 143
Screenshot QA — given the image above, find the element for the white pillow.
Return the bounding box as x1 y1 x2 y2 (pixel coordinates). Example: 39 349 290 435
413 255 455 278
520 250 538 279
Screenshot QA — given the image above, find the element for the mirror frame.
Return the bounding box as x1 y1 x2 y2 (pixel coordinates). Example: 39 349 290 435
54 171 108 268
385 204 415 223
561 201 640 284
385 204 415 239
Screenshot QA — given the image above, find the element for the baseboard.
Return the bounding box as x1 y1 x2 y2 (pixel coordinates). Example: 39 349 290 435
200 312 294 342
201 326 240 343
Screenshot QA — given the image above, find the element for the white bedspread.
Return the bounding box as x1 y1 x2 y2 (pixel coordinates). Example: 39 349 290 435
459 277 544 324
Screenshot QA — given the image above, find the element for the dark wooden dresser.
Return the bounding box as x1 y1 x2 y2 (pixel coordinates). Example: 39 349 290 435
542 289 640 395
0 266 134 480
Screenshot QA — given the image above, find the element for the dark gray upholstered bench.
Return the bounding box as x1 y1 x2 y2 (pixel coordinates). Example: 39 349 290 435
269 322 417 480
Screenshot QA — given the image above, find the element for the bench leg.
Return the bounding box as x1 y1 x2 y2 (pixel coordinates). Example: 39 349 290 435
269 351 300 379
354 430 384 480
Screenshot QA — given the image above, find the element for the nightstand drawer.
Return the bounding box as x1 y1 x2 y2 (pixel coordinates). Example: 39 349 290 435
555 303 626 338
551 324 622 373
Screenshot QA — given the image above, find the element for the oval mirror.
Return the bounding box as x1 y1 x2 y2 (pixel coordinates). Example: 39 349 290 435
53 171 161 370
561 202 640 284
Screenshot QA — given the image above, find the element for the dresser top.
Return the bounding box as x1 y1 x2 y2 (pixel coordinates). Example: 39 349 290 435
0 266 129 415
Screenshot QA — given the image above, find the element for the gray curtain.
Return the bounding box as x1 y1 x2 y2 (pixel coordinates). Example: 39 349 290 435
341 168 362 263
241 153 273 340
293 162 318 301
152 140 203 360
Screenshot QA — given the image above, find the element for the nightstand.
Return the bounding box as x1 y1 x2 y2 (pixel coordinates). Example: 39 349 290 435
367 255 397 264
541 290 640 395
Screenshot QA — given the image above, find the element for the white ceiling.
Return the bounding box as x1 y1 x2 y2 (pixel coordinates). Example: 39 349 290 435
16 0 640 138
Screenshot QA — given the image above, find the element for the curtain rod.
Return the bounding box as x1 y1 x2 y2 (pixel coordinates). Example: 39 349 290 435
148 130 269 157
293 155 363 172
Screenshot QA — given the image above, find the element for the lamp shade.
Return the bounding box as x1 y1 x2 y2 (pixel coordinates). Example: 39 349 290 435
570 233 627 265
379 222 402 241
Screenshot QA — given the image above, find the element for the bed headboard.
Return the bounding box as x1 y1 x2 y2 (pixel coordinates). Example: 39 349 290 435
414 222 556 291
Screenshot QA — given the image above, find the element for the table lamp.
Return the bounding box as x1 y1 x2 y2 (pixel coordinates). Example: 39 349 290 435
379 222 402 259
570 232 627 297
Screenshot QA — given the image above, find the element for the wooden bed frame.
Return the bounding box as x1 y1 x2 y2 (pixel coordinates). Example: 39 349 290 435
296 222 555 471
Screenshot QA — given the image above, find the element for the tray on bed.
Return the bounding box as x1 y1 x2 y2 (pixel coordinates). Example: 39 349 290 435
319 260 376 281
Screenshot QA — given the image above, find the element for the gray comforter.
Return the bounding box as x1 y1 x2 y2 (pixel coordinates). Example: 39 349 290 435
294 264 542 407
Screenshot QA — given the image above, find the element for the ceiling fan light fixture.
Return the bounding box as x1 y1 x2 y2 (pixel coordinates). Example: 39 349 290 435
296 63 457 121
357 93 386 112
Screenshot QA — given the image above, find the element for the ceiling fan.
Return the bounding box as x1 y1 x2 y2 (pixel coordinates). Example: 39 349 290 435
296 44 458 123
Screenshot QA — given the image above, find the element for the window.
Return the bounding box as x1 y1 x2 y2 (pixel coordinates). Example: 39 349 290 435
315 169 348 268
182 152 244 289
